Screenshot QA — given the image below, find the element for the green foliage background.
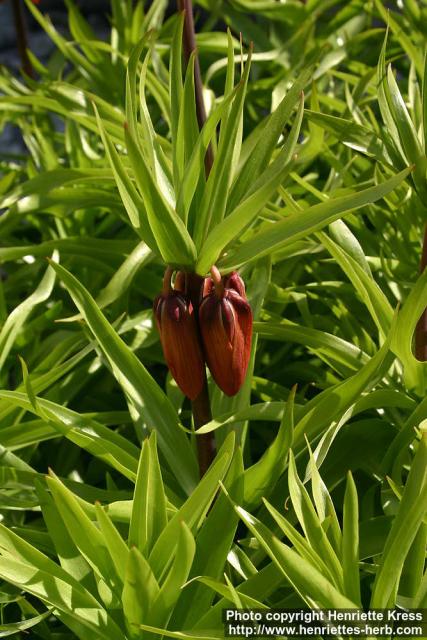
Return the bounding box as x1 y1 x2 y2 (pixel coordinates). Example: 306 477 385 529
0 0 426 637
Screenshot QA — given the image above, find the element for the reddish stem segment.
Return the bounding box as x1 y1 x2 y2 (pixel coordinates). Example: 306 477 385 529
11 0 33 78
175 1 216 476
177 0 213 176
415 223 427 361
186 273 215 477
192 381 216 477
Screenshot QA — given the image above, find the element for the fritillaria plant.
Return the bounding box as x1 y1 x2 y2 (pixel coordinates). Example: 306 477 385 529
95 3 411 475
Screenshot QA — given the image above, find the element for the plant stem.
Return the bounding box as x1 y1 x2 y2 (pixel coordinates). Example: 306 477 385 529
176 1 216 475
415 223 427 361
11 0 33 78
186 273 216 477
192 380 215 477
177 0 214 175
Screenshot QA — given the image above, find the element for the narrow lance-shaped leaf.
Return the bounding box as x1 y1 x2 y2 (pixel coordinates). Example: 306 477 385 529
176 86 239 224
46 473 122 598
229 63 313 212
288 450 344 589
124 125 197 266
193 46 253 248
234 502 357 609
122 546 160 638
128 431 167 555
170 11 184 186
342 472 361 606
197 94 305 275
125 32 151 143
149 433 235 581
147 522 196 628
220 167 412 270
94 104 159 252
175 52 199 203
0 252 57 372
243 386 294 509
138 50 175 206
371 426 427 608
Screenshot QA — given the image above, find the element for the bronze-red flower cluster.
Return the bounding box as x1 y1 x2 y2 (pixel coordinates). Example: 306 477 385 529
153 266 253 399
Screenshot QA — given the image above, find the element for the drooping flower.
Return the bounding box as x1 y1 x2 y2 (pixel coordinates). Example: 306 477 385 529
199 267 253 396
153 268 205 400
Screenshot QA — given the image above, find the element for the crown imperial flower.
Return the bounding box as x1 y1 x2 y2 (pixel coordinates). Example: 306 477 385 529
199 267 253 396
153 268 205 400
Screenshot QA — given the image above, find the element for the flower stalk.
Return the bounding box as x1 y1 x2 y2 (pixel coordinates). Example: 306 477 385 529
11 0 34 78
154 266 253 477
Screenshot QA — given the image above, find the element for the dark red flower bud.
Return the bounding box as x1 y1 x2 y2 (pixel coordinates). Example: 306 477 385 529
199 268 253 396
154 269 205 400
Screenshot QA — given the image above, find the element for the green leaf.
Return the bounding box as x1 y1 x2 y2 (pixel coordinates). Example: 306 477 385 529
229 64 313 211
235 504 357 608
264 499 337 585
254 318 368 376
170 12 184 185
0 391 139 480
138 626 222 640
293 330 394 452
35 479 95 588
137 51 175 205
94 105 158 251
149 433 235 581
24 0 100 80
371 427 427 607
176 52 199 201
196 402 288 435
385 64 427 199
342 472 361 605
304 110 391 163
0 255 57 371
0 608 52 637
129 431 167 555
125 34 150 144
176 87 238 225
193 47 253 247
0 525 121 639
307 448 342 555
288 450 344 588
95 503 129 584
46 473 122 601
374 1 423 76
319 232 393 338
122 547 160 638
148 522 196 628
392 264 427 392
124 125 197 266
243 387 294 509
220 166 412 270
175 448 244 629
197 93 304 274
